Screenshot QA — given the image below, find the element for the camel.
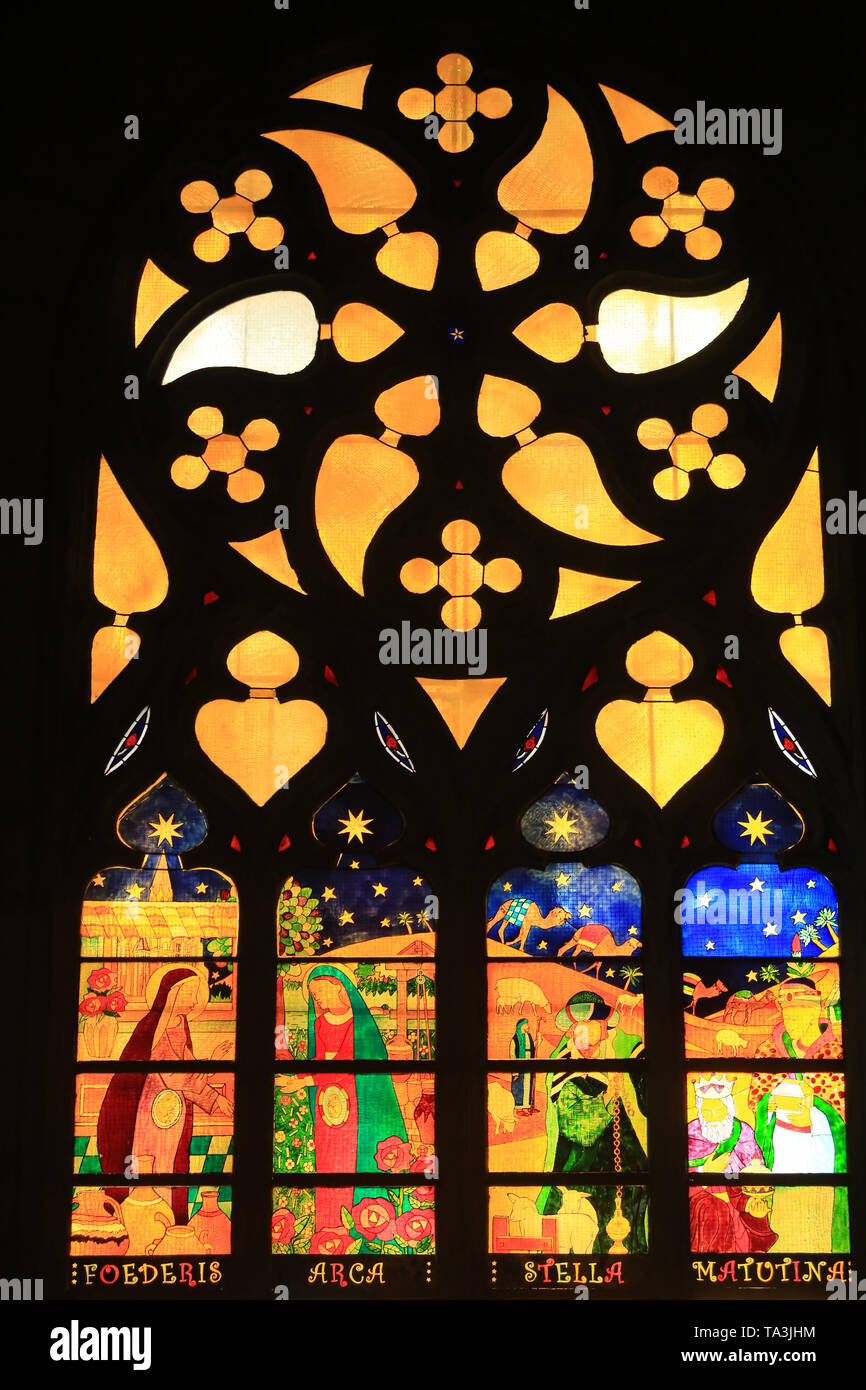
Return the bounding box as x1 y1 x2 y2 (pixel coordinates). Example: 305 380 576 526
683 975 728 1014
487 898 572 953
556 922 641 959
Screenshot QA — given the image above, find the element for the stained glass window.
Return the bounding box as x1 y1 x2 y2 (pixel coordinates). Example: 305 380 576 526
10 5 863 1346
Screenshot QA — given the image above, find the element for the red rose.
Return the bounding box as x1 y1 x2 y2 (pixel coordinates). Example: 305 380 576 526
271 1209 296 1245
80 994 106 1016
310 1227 354 1255
105 991 127 1014
410 1154 437 1178
220 889 230 901
395 1208 435 1246
87 968 112 991
374 1136 414 1172
351 1197 396 1241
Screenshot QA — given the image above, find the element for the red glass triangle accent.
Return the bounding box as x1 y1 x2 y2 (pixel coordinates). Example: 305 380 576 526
424 837 437 851
304 406 313 415
828 838 837 853
680 835 690 848
715 667 732 687
599 251 608 259
324 665 338 685
307 251 316 259
455 480 464 489
702 590 717 605
453 179 462 187
484 835 495 850
204 591 219 605
185 669 197 684
230 835 241 852
634 838 642 848
278 834 291 852
582 667 599 691
601 406 611 415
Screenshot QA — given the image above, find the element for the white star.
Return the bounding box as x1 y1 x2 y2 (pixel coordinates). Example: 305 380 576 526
748 877 765 893
705 940 715 951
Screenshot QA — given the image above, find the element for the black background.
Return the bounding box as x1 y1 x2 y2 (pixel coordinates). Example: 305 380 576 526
2 0 865 1360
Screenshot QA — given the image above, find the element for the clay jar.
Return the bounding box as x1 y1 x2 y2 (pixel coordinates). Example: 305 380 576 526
189 1188 231 1254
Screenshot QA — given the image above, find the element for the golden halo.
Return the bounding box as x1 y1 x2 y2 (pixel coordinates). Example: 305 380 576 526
145 962 210 1017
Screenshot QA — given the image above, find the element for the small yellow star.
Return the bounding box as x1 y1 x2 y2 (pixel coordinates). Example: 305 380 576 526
381 917 390 928
737 810 774 845
350 860 360 870
323 938 333 948
748 877 765 893
338 809 374 843
196 882 208 895
628 925 639 936
503 882 513 893
705 940 715 951
537 939 548 952
372 882 388 898
746 970 758 982
611 880 624 893
555 872 570 888
578 904 592 919
544 809 579 844
90 872 106 887
148 812 184 847
791 909 807 925
606 968 615 978
806 879 816 889
413 876 423 887
338 909 355 925
126 882 144 899
322 886 336 901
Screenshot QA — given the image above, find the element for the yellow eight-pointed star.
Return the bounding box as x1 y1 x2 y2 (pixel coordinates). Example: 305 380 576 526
338 809 374 843
148 812 184 846
737 811 773 845
544 809 579 845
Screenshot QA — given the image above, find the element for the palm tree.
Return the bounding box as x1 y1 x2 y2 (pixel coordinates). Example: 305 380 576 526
760 963 780 985
620 964 643 993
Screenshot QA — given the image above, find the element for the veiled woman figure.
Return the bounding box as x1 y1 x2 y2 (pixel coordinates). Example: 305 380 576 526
279 964 407 1232
98 966 233 1222
510 1018 536 1113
